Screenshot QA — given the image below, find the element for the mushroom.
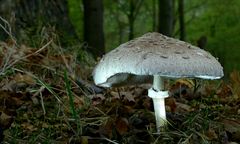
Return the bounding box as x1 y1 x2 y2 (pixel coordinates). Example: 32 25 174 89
93 32 223 133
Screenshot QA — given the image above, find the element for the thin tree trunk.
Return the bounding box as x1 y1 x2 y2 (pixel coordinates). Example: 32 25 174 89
152 0 157 31
178 0 185 40
158 0 173 36
116 8 124 44
83 0 105 59
128 0 135 40
127 0 143 40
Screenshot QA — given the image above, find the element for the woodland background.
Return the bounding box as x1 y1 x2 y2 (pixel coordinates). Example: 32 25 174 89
0 0 240 74
0 0 240 143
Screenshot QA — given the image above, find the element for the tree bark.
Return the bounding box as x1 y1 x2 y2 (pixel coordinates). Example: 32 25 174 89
178 0 185 40
128 0 135 40
158 0 173 36
83 0 105 59
152 0 158 31
126 0 143 40
0 0 79 45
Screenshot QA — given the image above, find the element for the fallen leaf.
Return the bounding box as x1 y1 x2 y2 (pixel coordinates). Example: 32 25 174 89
222 119 240 132
176 79 195 88
99 118 114 138
91 94 105 106
222 119 240 141
133 87 145 97
0 111 13 129
13 73 35 85
121 91 135 102
81 136 88 144
165 97 177 112
230 71 240 85
175 102 194 113
229 142 239 144
109 91 120 100
115 117 129 135
142 97 152 110
21 123 38 132
0 90 24 110
170 79 194 99
205 128 218 140
216 83 232 99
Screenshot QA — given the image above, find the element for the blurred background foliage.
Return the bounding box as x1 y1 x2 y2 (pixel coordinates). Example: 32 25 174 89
0 0 240 76
69 0 240 76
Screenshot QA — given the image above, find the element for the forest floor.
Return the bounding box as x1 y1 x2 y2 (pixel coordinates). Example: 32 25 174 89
0 40 240 144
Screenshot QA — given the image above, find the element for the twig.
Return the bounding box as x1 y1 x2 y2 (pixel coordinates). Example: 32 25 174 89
39 91 46 115
34 86 46 115
94 106 107 116
102 137 119 144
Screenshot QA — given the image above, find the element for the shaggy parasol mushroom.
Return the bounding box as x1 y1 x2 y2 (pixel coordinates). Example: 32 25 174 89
93 32 223 132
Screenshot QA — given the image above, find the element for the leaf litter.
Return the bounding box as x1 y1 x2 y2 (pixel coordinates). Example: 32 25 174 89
0 41 239 144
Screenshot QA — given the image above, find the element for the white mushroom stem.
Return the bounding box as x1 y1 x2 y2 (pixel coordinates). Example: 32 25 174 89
153 75 164 91
148 75 169 133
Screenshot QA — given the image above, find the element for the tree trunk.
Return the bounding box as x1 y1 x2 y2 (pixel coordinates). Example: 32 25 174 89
152 0 158 31
178 0 185 40
116 7 125 44
83 0 105 59
158 0 173 36
126 0 143 40
128 0 135 40
0 0 79 45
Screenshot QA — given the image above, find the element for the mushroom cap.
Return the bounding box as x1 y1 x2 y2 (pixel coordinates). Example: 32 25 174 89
93 32 224 87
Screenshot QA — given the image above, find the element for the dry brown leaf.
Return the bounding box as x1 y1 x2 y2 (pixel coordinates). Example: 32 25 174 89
120 91 135 102
2 73 35 92
99 118 114 138
229 142 239 144
222 119 240 141
222 119 240 132
109 91 120 100
110 90 136 104
13 73 35 85
230 71 240 101
42 122 50 128
133 87 145 97
0 90 24 110
176 79 194 88
0 111 13 129
115 117 129 135
230 71 240 85
81 136 89 144
216 83 232 99
165 97 177 112
91 94 105 106
142 97 152 110
123 105 136 114
170 79 194 99
205 128 218 140
175 102 194 113
21 123 38 132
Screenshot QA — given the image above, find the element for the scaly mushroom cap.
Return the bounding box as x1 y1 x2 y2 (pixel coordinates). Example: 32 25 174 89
93 32 224 87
